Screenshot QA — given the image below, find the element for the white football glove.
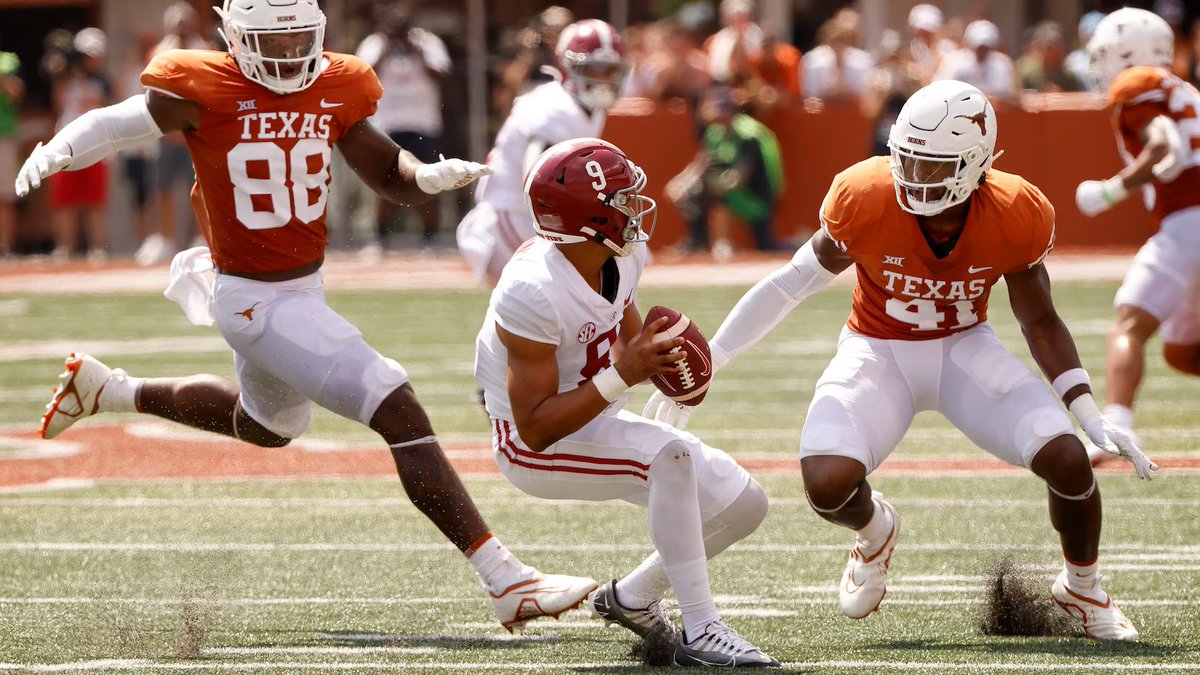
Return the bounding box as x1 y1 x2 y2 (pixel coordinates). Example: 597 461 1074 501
1077 411 1159 480
1075 177 1128 217
642 390 692 431
15 141 72 198
414 156 492 194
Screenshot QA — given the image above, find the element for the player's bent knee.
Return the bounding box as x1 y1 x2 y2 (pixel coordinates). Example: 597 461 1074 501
1163 343 1200 375
1031 435 1093 493
800 455 866 512
733 479 769 532
650 441 697 478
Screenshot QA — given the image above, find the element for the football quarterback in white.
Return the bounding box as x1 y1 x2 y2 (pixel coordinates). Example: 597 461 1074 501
474 138 779 667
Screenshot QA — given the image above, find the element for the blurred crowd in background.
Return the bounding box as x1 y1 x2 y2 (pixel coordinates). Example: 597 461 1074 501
2 0 1199 263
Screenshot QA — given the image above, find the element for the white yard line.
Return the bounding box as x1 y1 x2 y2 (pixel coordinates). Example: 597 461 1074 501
1 542 1199 557
4 659 1200 673
0 336 227 363
6 495 1200 509
204 647 436 656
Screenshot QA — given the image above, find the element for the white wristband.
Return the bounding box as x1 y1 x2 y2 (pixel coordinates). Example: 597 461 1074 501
592 367 630 402
1100 176 1129 206
1068 392 1102 424
1051 367 1091 399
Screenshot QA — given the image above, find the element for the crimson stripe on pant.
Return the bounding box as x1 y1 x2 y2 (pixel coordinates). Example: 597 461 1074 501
493 419 649 480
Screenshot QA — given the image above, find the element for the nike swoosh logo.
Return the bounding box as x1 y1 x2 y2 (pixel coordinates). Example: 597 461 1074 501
967 265 993 274
843 566 865 594
319 99 343 108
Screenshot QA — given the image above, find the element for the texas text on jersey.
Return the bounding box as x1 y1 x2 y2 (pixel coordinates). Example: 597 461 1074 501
821 156 1055 340
141 49 383 275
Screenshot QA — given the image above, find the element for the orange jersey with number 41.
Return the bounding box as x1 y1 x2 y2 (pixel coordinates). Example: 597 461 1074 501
820 156 1056 340
141 49 382 275
1109 65 1200 224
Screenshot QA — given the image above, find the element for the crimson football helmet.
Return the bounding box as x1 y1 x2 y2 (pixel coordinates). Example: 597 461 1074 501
524 138 656 256
556 19 629 110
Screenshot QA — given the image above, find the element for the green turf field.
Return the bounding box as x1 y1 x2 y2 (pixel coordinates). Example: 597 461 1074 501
1 282 1198 673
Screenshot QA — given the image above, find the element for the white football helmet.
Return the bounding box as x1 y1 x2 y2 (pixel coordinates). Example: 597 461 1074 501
1087 8 1174 90
887 80 1001 216
215 0 327 95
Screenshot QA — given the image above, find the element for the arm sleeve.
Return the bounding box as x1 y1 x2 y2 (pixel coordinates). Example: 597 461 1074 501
709 241 838 370
494 281 561 345
52 93 163 170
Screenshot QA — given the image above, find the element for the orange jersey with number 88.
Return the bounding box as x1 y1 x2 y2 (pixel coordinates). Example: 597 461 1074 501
820 157 1056 340
141 49 382 275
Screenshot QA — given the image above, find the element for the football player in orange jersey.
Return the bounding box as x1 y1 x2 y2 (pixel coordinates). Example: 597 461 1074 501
645 80 1158 641
1075 7 1200 463
15 0 598 630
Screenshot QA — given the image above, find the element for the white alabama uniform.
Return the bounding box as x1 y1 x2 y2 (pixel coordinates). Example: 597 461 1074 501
457 82 605 283
474 238 749 514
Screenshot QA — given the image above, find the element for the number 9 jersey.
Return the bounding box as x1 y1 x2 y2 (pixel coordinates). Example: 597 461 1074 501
141 49 383 275
821 156 1056 340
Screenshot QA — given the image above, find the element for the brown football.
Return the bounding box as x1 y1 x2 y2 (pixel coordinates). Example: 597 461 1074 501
645 305 713 406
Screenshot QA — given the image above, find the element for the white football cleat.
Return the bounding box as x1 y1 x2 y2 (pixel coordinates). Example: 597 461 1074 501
589 579 677 640
40 353 115 439
489 573 597 631
839 493 899 619
674 620 780 668
1051 571 1140 641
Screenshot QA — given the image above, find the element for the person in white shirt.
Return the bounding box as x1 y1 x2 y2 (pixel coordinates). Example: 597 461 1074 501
907 3 956 85
458 19 628 286
356 4 451 248
802 8 873 101
934 20 1018 102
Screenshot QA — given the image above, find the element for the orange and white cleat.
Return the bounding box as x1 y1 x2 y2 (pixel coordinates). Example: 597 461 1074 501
40 353 114 439
839 493 900 619
1051 571 1140 641
489 573 597 631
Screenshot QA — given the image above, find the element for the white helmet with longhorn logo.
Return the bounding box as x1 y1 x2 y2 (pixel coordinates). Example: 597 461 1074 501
887 80 1001 215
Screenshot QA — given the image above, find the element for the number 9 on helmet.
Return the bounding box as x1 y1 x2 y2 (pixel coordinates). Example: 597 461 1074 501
524 138 657 257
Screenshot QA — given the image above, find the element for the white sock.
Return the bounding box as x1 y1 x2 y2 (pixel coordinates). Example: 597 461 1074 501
615 552 670 610
1064 556 1103 599
855 498 893 556
466 533 536 594
648 446 719 639
97 369 142 414
617 481 768 611
1103 403 1134 431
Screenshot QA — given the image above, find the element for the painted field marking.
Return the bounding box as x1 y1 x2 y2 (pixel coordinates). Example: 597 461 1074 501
204 647 437 656
0 541 1199 557
0 336 228 362
6 660 1200 673
6 495 1200 509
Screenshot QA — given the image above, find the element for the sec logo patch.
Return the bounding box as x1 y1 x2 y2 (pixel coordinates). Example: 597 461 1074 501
578 322 597 343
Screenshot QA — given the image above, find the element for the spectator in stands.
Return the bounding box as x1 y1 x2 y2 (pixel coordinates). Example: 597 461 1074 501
934 20 1018 104
802 8 873 102
907 3 955 85
864 29 922 157
356 2 451 252
0 41 23 259
138 1 212 266
50 28 112 262
643 19 711 107
705 0 762 85
1018 21 1083 92
493 6 573 116
667 88 785 261
743 31 803 111
1065 11 1105 92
